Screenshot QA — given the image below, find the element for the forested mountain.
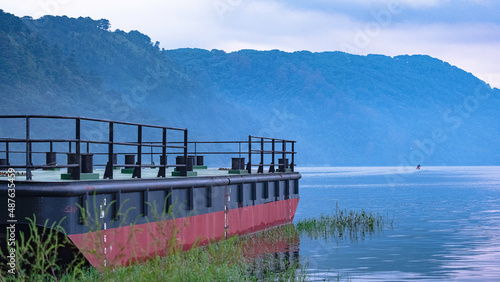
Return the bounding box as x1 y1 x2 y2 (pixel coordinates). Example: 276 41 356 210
1 10 499 166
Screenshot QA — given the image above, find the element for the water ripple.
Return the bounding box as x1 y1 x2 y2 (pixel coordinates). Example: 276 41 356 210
296 166 500 280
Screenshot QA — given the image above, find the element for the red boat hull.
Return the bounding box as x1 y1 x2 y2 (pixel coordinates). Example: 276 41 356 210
68 198 299 268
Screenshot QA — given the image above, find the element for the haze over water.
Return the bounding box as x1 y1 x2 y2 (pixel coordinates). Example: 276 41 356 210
295 166 500 281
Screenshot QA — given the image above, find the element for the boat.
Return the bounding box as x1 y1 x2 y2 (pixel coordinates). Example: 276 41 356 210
0 115 300 268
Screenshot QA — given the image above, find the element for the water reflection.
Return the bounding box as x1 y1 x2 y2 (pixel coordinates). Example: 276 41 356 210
248 251 301 279
243 224 301 279
296 166 500 280
438 208 500 280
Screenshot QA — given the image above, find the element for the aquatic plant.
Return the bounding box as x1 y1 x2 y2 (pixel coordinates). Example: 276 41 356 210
295 203 393 243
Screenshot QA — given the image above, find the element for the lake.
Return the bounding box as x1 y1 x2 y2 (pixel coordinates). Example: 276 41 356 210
294 166 500 281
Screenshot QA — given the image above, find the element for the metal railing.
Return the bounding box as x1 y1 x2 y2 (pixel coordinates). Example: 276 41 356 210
0 116 297 180
0 115 188 180
248 135 296 173
149 137 296 173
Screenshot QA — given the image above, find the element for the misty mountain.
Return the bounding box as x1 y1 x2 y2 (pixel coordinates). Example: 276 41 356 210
1 10 499 166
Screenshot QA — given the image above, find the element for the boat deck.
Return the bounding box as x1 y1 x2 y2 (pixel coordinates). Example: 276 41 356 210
0 167 278 182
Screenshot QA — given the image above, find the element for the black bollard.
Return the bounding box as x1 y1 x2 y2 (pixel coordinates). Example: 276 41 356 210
0 158 7 171
279 158 289 172
196 156 204 166
176 156 194 172
174 156 194 176
160 155 167 165
67 153 78 174
81 153 94 174
46 152 57 165
125 154 135 169
232 158 245 170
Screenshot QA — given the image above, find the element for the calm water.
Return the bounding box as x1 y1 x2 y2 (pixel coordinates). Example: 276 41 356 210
294 166 500 281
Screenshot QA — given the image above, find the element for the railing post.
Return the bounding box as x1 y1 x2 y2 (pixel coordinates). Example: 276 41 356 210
282 140 286 172
258 137 264 173
291 141 295 172
73 118 81 180
269 139 275 173
5 141 9 167
238 142 241 158
247 135 252 174
150 142 154 165
104 122 114 179
26 117 32 180
180 129 188 176
133 125 142 178
157 128 167 177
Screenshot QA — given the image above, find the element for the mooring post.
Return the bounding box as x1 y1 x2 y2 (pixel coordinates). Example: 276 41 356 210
81 153 94 173
46 152 57 166
46 141 57 167
0 159 6 171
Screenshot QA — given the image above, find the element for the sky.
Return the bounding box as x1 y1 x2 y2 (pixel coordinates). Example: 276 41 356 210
1 0 499 88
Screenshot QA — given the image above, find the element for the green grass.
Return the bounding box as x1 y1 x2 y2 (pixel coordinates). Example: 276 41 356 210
1 202 392 281
0 215 87 281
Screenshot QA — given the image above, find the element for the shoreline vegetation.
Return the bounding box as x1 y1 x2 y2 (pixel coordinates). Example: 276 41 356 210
0 204 392 281
295 203 394 244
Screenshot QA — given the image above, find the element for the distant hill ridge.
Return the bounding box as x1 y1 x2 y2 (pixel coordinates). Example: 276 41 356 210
1 10 499 166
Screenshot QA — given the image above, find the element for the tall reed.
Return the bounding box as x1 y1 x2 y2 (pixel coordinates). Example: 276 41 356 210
295 203 393 243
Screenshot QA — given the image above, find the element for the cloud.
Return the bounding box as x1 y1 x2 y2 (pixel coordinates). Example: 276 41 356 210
331 0 447 8
1 0 499 88
364 22 500 86
202 0 500 87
